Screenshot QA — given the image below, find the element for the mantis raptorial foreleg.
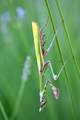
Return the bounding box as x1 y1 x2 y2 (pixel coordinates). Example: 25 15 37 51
39 80 47 112
39 79 60 112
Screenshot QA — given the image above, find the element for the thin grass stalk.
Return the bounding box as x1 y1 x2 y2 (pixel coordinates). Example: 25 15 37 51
44 0 76 119
0 101 8 120
11 80 26 119
55 0 80 76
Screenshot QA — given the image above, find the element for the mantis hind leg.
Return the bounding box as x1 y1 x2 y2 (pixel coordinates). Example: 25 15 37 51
40 60 57 80
40 60 66 81
47 60 67 80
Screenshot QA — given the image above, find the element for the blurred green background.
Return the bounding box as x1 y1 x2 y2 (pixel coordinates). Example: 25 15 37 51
0 0 80 120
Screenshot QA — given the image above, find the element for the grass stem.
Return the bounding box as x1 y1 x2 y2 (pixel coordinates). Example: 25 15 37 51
44 0 76 119
55 0 80 77
11 80 26 119
0 101 8 120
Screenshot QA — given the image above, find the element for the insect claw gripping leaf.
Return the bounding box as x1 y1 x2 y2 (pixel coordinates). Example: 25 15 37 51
32 21 66 112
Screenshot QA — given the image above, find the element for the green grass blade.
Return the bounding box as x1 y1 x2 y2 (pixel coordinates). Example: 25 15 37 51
44 0 76 119
0 101 8 120
55 0 80 77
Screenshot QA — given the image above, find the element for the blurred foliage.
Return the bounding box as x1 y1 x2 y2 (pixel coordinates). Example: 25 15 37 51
0 0 80 120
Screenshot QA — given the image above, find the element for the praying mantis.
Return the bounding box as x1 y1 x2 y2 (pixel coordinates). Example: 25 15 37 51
32 20 66 112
